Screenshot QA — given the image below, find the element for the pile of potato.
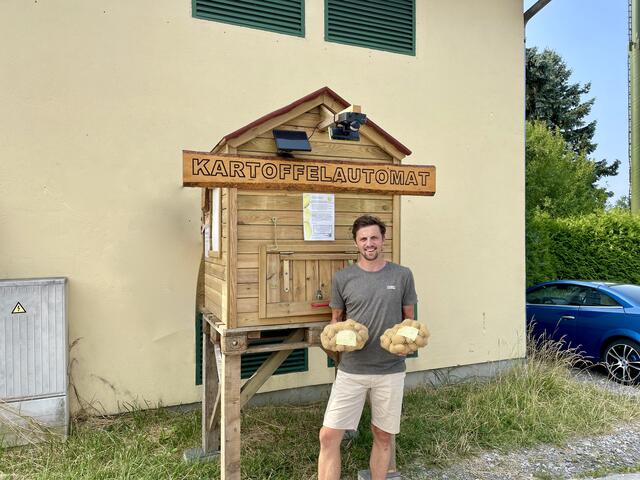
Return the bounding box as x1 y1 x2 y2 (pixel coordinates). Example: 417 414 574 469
380 319 430 356
321 319 369 352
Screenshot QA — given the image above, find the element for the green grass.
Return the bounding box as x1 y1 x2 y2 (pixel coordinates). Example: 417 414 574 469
579 464 640 478
2 336 640 479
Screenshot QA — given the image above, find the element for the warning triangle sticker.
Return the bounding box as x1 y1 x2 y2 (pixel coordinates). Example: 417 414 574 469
11 302 26 314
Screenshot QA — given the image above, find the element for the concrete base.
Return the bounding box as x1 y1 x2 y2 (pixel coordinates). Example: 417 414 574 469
248 357 523 407
358 470 402 479
173 358 524 413
182 447 219 463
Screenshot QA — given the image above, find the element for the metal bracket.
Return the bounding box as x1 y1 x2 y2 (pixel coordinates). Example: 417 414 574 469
221 333 248 355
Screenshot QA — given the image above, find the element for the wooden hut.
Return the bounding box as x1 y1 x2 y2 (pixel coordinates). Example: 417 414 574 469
199 87 414 331
183 86 434 479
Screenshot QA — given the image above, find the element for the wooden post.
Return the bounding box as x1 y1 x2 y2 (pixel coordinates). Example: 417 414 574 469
221 352 242 480
202 323 220 453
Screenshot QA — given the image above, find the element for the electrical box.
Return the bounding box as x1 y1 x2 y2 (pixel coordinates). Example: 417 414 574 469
0 277 68 446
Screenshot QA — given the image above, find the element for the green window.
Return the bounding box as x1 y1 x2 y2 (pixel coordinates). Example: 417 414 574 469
192 0 305 37
325 0 415 55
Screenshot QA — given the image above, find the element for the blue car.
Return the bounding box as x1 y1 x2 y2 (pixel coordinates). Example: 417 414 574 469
526 280 640 384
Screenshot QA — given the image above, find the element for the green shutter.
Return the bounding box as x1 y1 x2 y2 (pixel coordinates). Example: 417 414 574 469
196 322 308 385
325 0 415 55
242 347 308 379
193 0 305 37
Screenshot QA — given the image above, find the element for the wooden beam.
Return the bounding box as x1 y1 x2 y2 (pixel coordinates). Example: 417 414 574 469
221 353 242 480
240 329 305 408
317 104 362 132
227 188 238 328
245 340 311 354
317 105 335 132
183 152 436 196
202 324 220 454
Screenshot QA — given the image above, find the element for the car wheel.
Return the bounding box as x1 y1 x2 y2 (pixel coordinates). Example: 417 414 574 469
603 339 640 385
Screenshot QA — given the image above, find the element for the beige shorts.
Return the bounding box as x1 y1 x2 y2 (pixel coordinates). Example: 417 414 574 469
322 370 406 434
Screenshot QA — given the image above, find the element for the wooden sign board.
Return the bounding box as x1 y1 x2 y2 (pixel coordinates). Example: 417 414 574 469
183 151 436 196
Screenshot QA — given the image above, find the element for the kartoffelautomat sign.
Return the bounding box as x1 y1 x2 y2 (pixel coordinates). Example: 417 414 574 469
182 152 436 196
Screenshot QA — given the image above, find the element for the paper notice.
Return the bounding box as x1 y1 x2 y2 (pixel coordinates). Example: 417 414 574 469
303 193 335 241
336 330 357 347
397 326 419 341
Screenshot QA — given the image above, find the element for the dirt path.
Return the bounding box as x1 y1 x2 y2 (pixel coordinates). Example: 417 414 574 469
403 370 640 480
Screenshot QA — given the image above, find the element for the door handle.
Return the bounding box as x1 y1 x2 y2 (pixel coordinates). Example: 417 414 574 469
559 315 575 320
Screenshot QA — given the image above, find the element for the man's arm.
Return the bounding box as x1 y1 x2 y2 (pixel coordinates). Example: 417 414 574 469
402 304 414 320
331 308 345 324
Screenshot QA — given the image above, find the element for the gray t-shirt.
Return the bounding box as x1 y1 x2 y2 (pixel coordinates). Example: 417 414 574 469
330 262 418 375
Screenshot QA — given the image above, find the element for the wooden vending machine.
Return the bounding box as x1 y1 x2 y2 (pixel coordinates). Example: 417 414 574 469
182 87 435 479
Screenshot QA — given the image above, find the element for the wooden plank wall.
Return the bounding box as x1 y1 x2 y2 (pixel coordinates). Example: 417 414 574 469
231 107 397 328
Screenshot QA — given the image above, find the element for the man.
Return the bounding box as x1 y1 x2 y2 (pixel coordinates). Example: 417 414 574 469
318 215 418 480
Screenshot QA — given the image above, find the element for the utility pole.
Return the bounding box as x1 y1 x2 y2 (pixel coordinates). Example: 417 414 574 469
630 0 640 213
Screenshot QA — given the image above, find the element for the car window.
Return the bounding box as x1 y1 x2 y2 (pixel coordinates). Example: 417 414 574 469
610 285 640 305
526 284 584 305
579 287 621 307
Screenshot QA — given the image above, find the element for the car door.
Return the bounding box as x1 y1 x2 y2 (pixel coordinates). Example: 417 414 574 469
526 283 583 346
574 287 626 361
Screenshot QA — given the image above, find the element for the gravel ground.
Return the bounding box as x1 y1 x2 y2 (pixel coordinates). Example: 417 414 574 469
403 368 640 480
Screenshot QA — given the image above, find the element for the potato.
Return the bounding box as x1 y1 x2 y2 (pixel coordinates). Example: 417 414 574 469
379 319 430 356
320 319 369 352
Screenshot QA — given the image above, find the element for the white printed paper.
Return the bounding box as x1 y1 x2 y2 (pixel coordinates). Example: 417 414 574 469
397 326 419 341
336 330 357 347
303 193 335 241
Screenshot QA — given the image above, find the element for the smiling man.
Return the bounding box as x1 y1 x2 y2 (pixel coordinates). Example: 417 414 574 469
317 215 418 480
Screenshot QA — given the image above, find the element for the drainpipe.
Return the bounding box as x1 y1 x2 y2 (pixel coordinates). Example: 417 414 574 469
631 0 640 213
524 0 553 25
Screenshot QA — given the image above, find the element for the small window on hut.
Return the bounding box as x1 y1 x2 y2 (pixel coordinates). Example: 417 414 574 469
325 0 415 56
192 0 305 38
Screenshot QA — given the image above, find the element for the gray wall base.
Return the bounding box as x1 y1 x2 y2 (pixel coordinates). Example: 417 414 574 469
246 357 524 407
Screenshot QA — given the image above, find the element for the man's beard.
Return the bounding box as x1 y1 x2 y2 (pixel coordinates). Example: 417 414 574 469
360 250 379 261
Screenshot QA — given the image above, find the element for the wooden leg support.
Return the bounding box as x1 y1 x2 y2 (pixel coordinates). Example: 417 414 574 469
203 324 221 453
240 329 304 407
184 322 221 463
221 353 242 480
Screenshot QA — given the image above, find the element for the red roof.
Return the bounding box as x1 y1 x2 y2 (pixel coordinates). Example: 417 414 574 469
214 86 411 156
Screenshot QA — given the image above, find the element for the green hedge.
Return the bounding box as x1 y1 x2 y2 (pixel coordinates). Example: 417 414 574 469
527 210 640 286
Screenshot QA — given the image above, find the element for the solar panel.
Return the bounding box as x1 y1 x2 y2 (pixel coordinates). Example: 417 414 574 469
272 129 312 152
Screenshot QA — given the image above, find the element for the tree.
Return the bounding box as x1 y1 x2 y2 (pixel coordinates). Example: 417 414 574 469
613 195 631 210
526 121 608 218
526 47 620 182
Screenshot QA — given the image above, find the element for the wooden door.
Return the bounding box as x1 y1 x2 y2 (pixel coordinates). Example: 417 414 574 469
259 244 357 319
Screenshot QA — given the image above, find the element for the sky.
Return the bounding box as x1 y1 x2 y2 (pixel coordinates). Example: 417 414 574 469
524 0 629 203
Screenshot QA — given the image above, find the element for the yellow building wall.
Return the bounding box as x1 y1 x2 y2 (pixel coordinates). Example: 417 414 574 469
0 0 525 413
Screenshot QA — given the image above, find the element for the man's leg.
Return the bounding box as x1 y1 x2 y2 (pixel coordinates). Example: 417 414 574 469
369 372 406 479
319 371 368 480
318 426 345 480
369 424 393 480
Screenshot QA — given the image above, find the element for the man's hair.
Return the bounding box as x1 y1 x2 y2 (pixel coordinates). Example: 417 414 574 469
351 215 387 240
